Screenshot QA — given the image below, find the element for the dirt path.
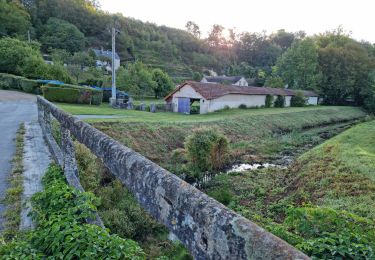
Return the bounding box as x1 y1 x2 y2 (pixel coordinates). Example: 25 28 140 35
0 90 41 230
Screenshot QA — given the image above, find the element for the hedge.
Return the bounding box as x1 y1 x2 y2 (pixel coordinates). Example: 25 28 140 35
42 84 103 105
0 73 42 94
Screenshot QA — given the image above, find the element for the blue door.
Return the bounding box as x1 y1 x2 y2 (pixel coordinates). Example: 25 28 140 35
178 98 190 114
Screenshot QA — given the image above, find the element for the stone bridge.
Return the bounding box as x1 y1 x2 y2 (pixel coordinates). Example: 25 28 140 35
37 96 309 260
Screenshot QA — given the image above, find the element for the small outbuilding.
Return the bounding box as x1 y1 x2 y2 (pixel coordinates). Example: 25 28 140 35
165 81 319 114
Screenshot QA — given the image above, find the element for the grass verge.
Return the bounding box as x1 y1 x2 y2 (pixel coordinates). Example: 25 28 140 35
2 123 25 240
205 119 375 258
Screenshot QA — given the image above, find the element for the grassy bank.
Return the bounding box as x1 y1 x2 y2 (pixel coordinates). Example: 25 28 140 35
205 120 375 258
2 123 25 240
90 106 366 177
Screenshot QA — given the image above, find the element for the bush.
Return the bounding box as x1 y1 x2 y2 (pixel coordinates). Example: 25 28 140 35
274 95 285 108
190 106 200 114
20 78 41 94
265 94 273 108
207 187 233 206
0 73 23 90
291 91 306 107
238 104 247 109
41 84 103 105
185 128 230 172
42 86 81 103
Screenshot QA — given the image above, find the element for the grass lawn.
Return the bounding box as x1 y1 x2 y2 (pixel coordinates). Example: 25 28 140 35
57 103 362 123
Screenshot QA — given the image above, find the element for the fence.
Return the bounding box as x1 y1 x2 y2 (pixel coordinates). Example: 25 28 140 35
37 96 309 260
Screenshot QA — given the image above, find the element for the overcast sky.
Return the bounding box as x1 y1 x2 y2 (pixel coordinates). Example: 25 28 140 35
99 0 374 43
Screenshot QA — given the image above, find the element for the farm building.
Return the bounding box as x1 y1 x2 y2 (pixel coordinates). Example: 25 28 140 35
165 81 319 114
201 76 249 86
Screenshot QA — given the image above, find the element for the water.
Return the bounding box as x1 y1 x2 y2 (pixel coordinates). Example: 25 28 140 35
192 162 286 188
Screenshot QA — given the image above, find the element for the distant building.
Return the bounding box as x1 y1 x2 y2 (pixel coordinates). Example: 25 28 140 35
92 48 120 72
165 81 319 114
201 76 249 86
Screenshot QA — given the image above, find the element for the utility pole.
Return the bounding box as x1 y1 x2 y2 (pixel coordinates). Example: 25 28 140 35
27 30 31 42
110 27 116 105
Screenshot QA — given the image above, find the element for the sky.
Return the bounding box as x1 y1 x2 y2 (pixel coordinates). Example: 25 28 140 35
99 0 375 43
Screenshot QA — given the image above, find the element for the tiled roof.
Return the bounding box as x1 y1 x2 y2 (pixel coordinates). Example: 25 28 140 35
165 81 318 100
203 76 243 84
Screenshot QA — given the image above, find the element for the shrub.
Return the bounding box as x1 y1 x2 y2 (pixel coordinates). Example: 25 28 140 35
42 86 81 103
265 94 273 108
207 186 233 206
223 105 230 110
185 128 230 172
238 104 247 109
274 95 285 107
41 84 103 105
20 78 41 94
0 73 23 90
283 206 375 259
190 106 200 114
291 91 306 107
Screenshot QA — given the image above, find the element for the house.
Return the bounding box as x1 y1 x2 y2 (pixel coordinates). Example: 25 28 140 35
201 76 248 86
92 48 120 72
164 81 319 114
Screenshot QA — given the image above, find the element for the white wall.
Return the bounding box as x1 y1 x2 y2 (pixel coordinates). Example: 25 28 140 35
307 96 318 105
206 94 266 112
234 77 249 86
285 96 292 107
171 85 204 112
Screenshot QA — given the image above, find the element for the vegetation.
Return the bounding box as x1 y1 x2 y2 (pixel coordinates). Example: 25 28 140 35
290 91 306 107
184 128 229 172
205 119 375 258
274 95 285 107
42 84 103 105
2 124 25 240
0 165 145 259
74 142 192 259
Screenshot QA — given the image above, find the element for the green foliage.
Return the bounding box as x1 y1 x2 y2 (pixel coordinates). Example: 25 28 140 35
0 164 145 259
152 68 174 98
284 207 375 259
264 75 284 88
276 38 321 90
42 84 103 105
290 91 306 107
207 186 233 206
0 0 31 37
238 104 247 109
265 94 274 108
274 95 285 107
0 38 73 82
185 128 230 172
39 17 85 53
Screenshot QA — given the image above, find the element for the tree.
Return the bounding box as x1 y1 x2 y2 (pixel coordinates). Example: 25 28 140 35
39 17 85 53
207 24 226 47
151 69 174 98
276 38 321 90
290 91 306 107
318 41 372 105
0 0 31 37
185 21 200 38
270 29 296 50
66 51 95 82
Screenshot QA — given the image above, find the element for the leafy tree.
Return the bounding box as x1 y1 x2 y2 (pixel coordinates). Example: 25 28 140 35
207 24 226 47
39 17 85 53
274 95 285 107
276 38 321 90
185 21 200 38
0 0 31 37
270 29 296 50
151 69 173 98
66 51 95 82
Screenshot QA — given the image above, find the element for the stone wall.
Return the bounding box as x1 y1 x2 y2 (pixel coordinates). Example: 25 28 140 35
37 96 309 260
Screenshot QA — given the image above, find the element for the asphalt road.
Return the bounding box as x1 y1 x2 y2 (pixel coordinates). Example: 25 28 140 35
0 90 37 230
